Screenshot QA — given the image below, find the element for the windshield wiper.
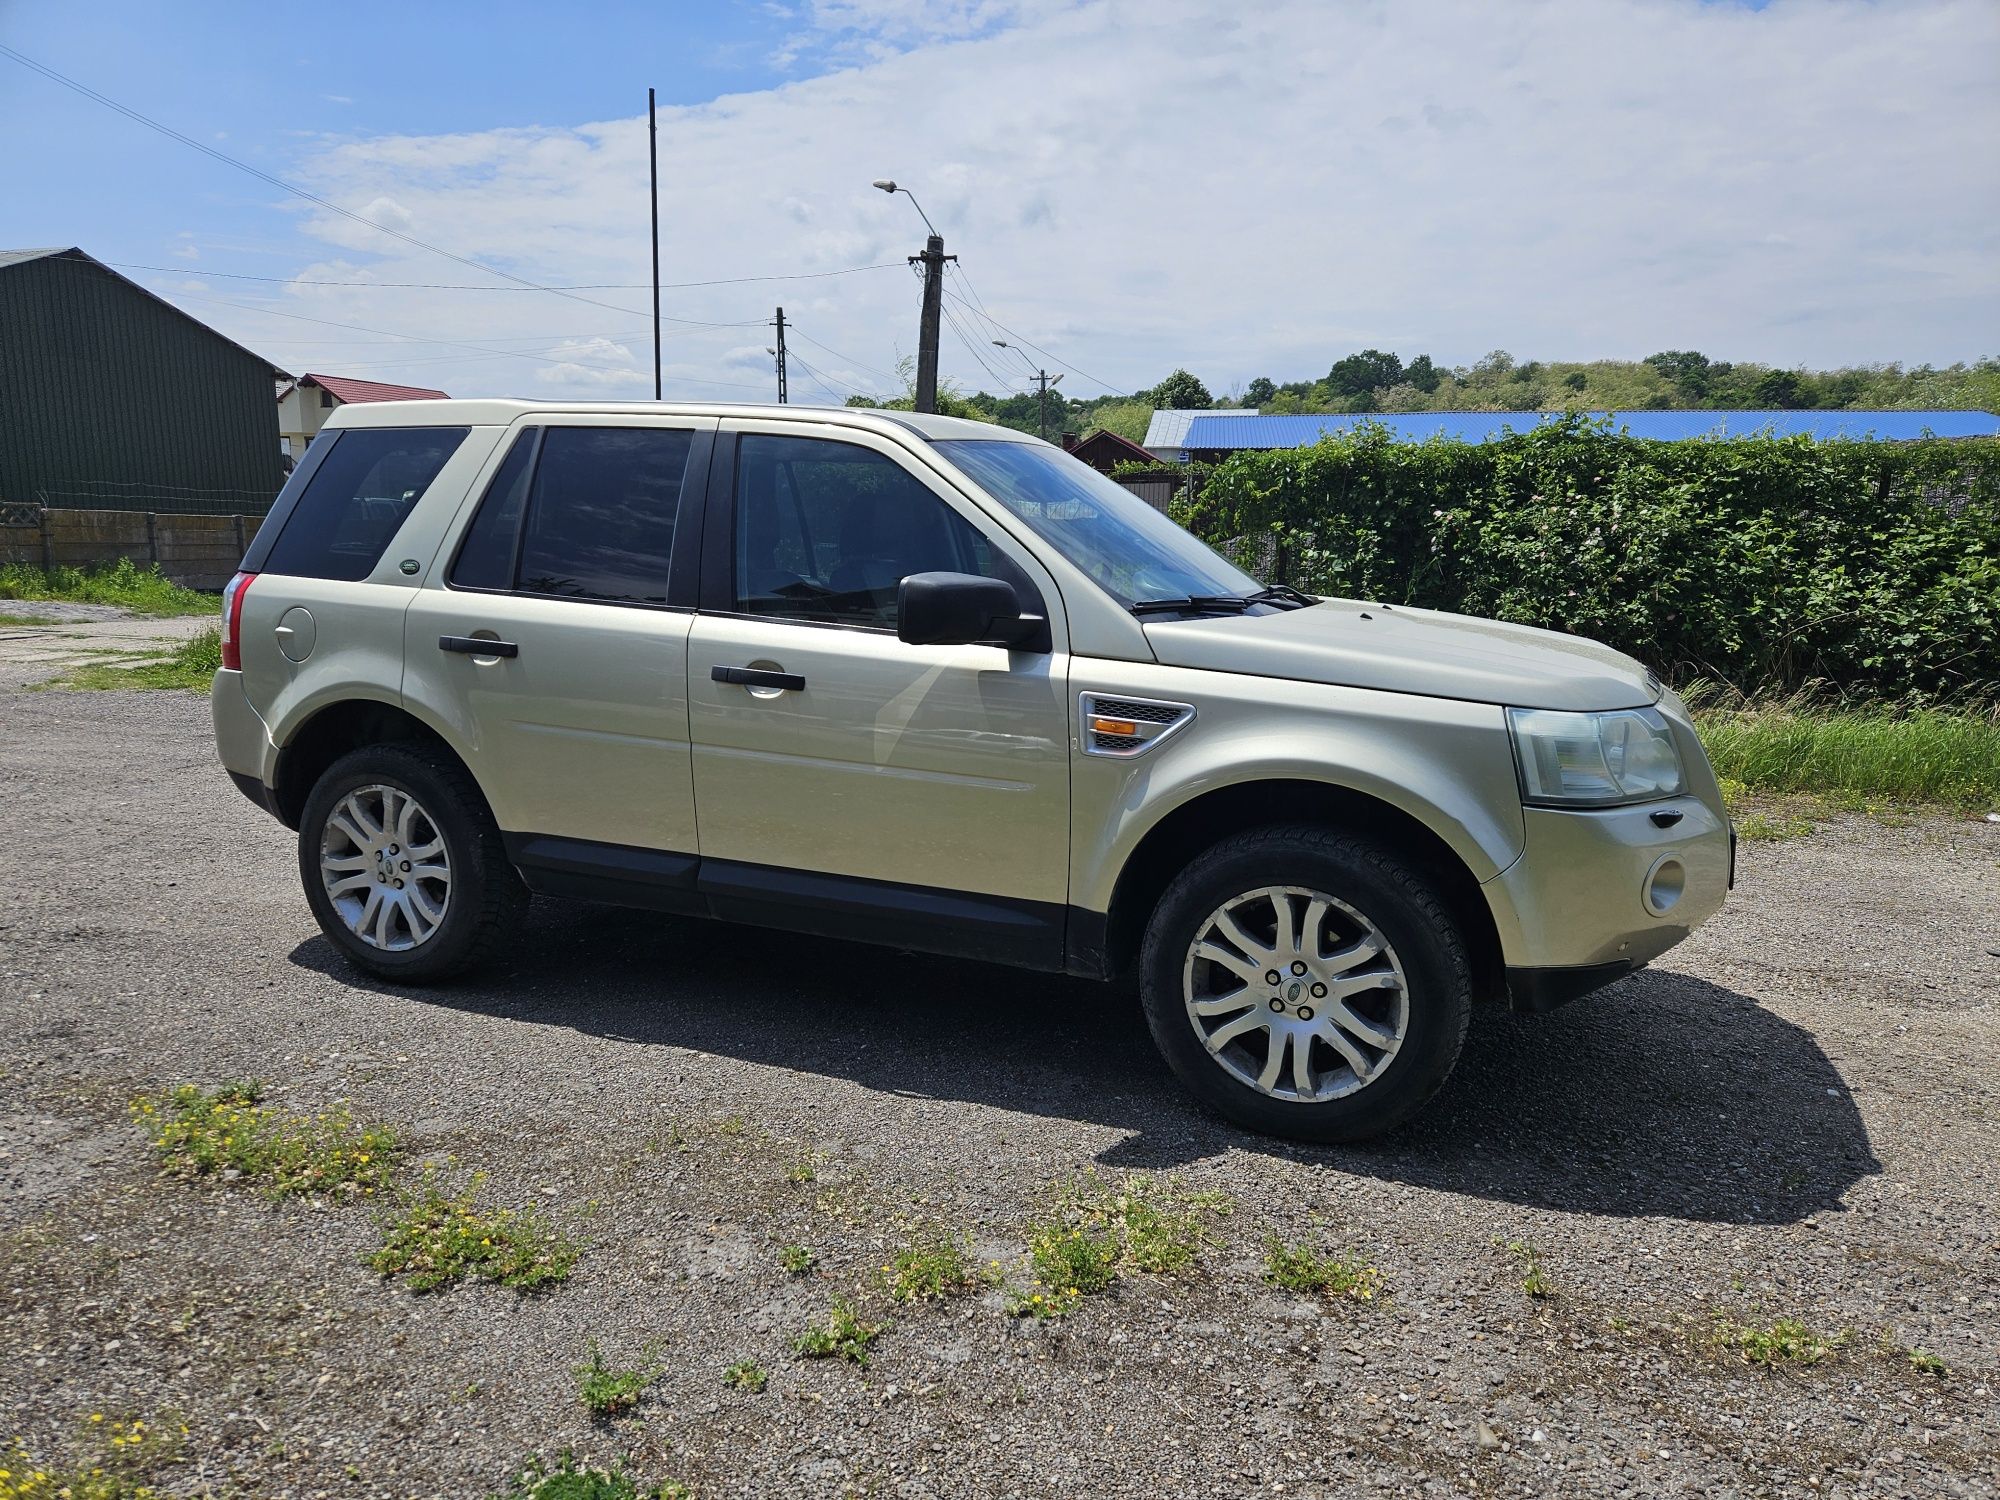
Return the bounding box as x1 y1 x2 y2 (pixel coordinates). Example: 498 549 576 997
1128 594 1255 616
1247 583 1318 609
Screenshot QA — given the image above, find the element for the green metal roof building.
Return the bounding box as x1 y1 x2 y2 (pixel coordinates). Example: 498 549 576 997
0 247 285 514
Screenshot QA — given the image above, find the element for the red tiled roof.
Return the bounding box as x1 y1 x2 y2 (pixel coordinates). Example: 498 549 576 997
303 373 451 404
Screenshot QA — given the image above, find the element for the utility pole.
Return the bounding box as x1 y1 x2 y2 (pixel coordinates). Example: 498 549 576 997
912 234 951 414
994 341 1061 439
872 181 953 414
771 306 789 404
647 87 661 400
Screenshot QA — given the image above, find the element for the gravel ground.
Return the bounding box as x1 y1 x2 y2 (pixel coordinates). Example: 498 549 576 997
2 626 1996 1499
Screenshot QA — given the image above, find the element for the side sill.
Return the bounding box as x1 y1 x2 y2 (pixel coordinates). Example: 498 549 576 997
1504 960 1640 1014
503 833 702 914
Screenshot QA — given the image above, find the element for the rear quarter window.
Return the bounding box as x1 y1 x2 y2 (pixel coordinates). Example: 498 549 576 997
261 427 469 582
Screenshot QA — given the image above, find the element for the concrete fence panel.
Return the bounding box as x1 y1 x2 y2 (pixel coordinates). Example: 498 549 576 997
0 507 253 591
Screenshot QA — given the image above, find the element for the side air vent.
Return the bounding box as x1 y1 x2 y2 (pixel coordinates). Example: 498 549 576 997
1080 692 1195 758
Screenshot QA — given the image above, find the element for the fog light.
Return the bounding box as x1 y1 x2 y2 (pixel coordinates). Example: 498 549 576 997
1643 854 1686 916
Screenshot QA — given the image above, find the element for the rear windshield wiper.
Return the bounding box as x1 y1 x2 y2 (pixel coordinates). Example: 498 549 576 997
1128 594 1255 616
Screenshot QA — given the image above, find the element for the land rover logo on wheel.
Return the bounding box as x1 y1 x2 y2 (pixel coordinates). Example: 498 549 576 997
1286 981 1303 1002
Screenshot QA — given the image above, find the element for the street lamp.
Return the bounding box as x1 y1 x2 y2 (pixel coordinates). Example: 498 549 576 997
872 177 950 413
995 340 1061 440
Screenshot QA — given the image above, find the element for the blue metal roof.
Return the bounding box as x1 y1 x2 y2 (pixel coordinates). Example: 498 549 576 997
1174 410 2000 450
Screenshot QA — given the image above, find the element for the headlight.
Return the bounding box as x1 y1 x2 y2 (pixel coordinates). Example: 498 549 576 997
1508 706 1684 806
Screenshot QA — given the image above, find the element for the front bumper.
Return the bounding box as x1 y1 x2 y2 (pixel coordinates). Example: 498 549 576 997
1482 795 1731 1008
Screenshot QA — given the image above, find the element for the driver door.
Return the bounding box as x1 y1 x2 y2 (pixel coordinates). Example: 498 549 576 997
685 420 1072 966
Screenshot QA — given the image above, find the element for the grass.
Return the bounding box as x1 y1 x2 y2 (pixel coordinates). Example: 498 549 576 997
131 1082 397 1200
1262 1239 1384 1303
1713 1315 1850 1368
778 1243 816 1275
722 1359 769 1394
0 611 60 627
52 626 221 691
573 1342 654 1417
1691 692 2000 808
1 1417 184 1500
368 1168 581 1292
792 1298 883 1367
485 1454 691 1500
0 558 214 617
1905 1348 1950 1378
879 1228 987 1304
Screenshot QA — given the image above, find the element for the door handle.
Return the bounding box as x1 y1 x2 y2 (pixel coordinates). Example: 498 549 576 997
712 665 804 691
439 634 518 658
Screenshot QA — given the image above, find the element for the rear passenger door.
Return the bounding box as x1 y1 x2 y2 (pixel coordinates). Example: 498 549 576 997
403 417 715 861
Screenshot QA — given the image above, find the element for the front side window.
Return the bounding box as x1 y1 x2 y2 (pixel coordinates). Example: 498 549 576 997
262 426 468 582
449 426 693 605
933 437 1257 608
733 434 1008 628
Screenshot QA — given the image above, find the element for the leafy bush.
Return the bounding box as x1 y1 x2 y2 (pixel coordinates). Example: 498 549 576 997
1191 422 2000 702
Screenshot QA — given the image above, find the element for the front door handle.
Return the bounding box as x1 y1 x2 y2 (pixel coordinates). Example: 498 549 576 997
712 665 804 691
439 634 518 658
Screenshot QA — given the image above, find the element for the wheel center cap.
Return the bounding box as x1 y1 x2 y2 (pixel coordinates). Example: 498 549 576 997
1286 981 1303 1002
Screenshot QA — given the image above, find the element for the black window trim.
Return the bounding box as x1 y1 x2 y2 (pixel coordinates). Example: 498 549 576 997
441 420 713 613
698 428 1046 633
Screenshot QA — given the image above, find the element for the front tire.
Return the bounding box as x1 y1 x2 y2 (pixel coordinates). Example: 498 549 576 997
298 743 527 983
1138 826 1472 1143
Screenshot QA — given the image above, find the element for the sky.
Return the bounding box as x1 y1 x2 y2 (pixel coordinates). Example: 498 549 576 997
2 0 1995 404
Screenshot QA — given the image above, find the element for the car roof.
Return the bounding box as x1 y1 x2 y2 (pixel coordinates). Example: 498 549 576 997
321 397 1036 444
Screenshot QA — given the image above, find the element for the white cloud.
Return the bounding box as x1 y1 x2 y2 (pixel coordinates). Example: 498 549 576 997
244 0 1998 398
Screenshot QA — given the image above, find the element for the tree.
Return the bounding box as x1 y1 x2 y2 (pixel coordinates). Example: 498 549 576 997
1753 369 1808 409
1147 369 1213 410
1404 355 1441 393
1244 376 1276 405
1644 350 1713 399
1326 349 1404 398
1563 371 1588 392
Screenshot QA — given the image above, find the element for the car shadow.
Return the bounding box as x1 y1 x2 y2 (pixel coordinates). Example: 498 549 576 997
290 899 1879 1226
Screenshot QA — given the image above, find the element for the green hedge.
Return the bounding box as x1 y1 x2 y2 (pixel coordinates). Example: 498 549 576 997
1187 418 2000 702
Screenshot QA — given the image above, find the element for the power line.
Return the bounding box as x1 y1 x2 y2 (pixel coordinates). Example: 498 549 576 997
940 303 1027 392
785 350 859 405
940 270 1131 395
0 43 662 322
107 259 906 292
787 328 899 386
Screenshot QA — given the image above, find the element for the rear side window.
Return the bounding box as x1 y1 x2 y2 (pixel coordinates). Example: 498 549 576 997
503 428 693 605
450 429 536 591
261 427 469 582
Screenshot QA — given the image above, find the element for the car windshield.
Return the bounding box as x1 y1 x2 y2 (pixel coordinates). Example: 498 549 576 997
932 438 1260 609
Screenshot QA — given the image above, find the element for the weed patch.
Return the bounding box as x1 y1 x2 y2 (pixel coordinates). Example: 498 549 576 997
1695 699 2000 807
880 1228 987 1304
0 558 214 617
1263 1239 1384 1303
722 1359 769 1394
1009 1172 1233 1318
486 1453 690 1500
132 1083 396 1200
53 627 219 692
1502 1239 1553 1299
1713 1316 1849 1367
793 1298 883 1367
369 1168 580 1292
573 1341 654 1417
1904 1348 1949 1378
2 1416 184 1500
778 1243 816 1275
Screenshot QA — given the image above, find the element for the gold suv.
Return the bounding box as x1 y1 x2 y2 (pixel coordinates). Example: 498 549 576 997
213 401 1732 1141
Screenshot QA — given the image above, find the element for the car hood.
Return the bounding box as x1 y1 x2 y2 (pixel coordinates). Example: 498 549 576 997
1141 600 1659 711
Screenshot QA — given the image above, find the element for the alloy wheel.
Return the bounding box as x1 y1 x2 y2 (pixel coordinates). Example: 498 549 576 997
318 783 451 951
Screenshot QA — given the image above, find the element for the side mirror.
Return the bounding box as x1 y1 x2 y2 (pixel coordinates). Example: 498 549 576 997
897 571 1051 652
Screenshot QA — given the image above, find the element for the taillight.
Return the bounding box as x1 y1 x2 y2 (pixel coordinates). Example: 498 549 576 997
220 571 256 671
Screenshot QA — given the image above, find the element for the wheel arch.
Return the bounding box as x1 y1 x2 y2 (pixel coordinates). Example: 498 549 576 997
272 697 485 831
1098 779 1504 1004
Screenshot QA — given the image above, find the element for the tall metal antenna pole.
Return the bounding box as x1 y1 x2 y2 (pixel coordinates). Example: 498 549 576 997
648 86 661 400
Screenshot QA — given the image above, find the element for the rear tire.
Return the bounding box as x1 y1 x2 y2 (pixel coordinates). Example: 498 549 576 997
1138 826 1471 1142
298 743 527 983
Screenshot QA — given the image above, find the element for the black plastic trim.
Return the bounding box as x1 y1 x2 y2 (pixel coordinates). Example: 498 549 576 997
439 635 518 658
498 831 1066 971
1505 960 1638 1014
711 665 804 691
238 430 339 572
227 769 282 820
